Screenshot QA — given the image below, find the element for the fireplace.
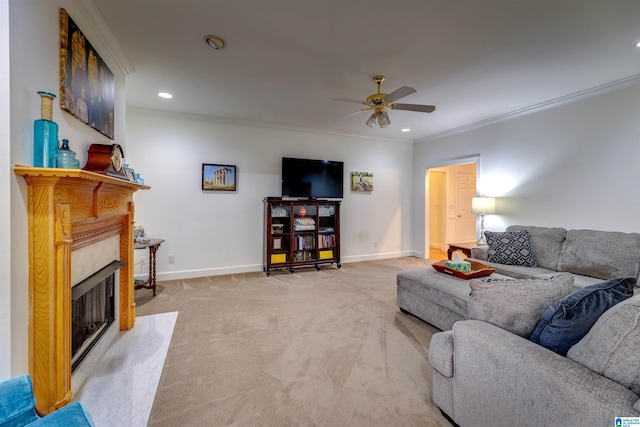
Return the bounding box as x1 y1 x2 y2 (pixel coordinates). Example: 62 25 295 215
71 260 123 371
15 166 148 414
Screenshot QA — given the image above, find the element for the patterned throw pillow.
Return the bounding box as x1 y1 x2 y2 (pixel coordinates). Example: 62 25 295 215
485 230 537 266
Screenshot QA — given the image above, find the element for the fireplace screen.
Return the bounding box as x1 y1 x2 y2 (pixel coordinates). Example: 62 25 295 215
71 260 123 371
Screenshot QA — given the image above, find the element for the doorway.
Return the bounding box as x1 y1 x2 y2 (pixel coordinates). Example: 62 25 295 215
427 162 477 261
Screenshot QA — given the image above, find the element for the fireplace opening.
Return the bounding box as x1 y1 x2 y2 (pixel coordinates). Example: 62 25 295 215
71 260 124 371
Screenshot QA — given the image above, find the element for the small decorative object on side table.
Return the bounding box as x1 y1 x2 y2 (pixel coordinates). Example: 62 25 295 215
134 238 164 296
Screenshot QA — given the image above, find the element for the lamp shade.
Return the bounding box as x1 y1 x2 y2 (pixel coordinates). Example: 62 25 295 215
471 197 496 215
377 110 390 128
365 113 377 127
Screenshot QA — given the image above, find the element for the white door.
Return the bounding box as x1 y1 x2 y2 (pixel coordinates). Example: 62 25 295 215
454 171 476 242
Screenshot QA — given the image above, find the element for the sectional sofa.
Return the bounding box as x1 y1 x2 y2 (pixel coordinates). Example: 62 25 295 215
398 225 640 426
397 225 640 331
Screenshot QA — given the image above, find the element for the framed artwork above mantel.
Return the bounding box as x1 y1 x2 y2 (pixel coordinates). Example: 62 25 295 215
59 8 115 139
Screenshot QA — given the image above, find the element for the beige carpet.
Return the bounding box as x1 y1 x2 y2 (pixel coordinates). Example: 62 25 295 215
135 257 450 426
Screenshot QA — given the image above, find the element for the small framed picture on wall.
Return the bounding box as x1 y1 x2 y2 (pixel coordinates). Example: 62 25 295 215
351 171 373 192
202 164 237 191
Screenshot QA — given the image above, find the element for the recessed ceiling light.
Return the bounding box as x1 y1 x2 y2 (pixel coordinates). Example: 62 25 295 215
157 92 173 99
636 41 640 48
401 128 411 132
205 35 226 50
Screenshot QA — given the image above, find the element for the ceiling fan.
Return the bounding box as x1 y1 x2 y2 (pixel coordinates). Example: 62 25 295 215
338 75 436 128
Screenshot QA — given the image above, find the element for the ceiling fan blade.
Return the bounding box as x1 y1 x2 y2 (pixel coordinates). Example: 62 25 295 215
384 86 416 103
392 103 436 113
333 98 369 106
336 109 370 121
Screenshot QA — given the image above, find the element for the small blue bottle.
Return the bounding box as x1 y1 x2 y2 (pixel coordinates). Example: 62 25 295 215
57 139 80 169
33 91 58 168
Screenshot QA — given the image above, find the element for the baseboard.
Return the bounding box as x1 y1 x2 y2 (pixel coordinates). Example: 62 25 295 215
140 252 419 281
152 263 262 281
340 250 413 263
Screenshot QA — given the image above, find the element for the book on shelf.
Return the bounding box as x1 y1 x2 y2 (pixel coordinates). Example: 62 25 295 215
294 250 315 261
319 234 335 248
293 234 315 250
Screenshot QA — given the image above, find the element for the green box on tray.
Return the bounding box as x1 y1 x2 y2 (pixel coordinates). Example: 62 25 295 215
445 260 471 272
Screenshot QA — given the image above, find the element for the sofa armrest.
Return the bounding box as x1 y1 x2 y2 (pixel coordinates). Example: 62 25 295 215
0 375 39 426
428 331 454 378
450 320 640 427
469 246 488 260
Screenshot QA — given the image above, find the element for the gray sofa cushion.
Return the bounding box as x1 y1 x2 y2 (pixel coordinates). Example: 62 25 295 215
567 295 640 395
530 278 637 356
485 230 537 266
466 273 575 337
466 258 556 280
557 229 640 280
532 271 610 289
507 225 567 271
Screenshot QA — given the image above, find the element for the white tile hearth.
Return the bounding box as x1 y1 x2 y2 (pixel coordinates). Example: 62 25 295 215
74 311 178 427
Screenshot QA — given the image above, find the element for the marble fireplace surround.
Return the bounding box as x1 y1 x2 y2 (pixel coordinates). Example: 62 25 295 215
14 166 148 415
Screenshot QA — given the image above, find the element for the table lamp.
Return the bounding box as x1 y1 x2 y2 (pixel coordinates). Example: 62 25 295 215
471 197 496 245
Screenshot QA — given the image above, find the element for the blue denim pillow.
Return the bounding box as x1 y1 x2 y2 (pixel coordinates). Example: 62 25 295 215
530 277 636 356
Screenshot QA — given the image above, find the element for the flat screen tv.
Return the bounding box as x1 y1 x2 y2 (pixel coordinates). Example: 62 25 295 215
281 157 344 199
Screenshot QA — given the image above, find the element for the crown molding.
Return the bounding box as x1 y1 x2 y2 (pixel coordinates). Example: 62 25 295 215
417 74 640 143
127 107 412 144
73 0 135 75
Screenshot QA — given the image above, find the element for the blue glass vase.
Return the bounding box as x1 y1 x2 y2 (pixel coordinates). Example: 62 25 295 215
33 91 58 168
57 139 80 169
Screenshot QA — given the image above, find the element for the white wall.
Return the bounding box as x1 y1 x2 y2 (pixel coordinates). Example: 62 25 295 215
413 82 640 257
0 0 11 380
126 110 414 280
6 0 127 378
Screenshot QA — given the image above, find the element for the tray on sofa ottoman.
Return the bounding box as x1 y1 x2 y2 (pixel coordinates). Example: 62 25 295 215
432 260 495 279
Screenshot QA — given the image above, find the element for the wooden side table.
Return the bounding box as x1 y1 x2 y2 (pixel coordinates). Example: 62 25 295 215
447 242 478 260
134 238 164 296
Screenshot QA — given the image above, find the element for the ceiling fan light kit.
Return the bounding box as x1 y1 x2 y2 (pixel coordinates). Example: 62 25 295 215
340 75 436 129
365 113 378 128
377 110 390 128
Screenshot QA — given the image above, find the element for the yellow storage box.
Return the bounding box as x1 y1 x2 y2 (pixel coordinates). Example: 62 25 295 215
319 250 333 260
271 253 287 263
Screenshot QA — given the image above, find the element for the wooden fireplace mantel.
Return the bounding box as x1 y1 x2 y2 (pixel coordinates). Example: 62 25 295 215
14 165 149 414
